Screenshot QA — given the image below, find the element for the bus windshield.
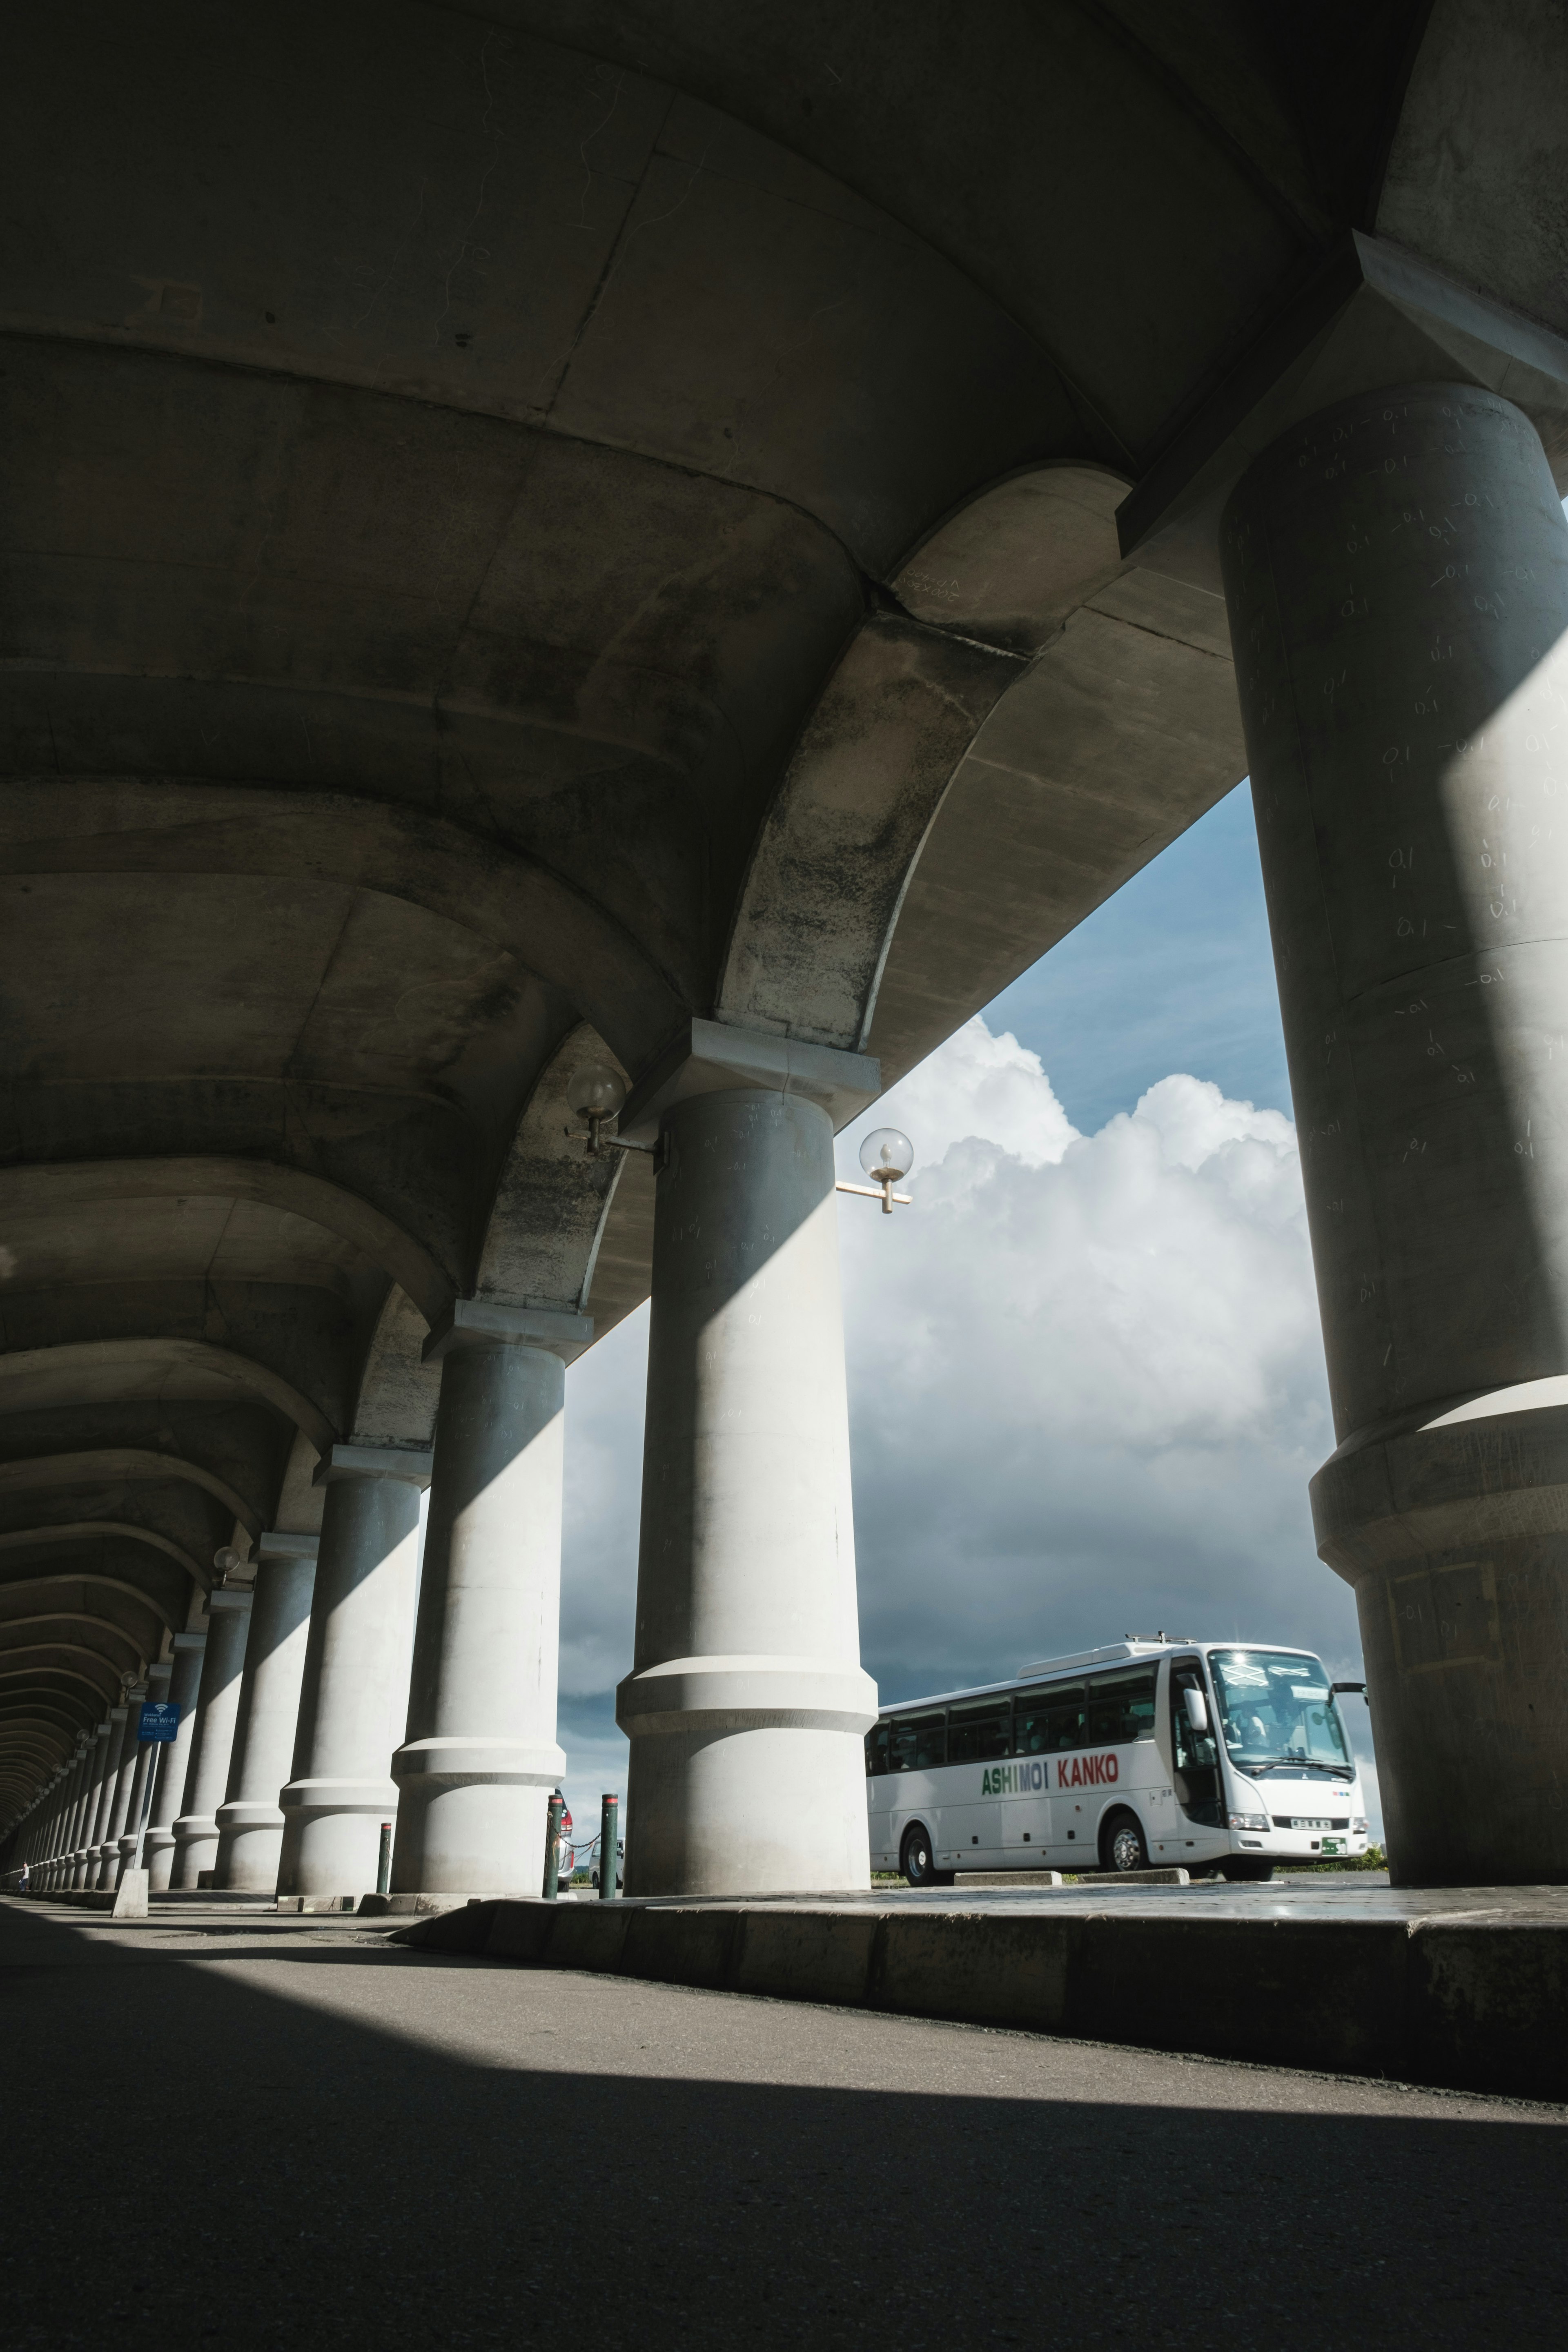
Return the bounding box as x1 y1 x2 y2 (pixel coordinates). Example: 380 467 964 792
1207 1650 1352 1772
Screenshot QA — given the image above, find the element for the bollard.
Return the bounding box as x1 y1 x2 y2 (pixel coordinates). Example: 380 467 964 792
376 1820 392 1897
598 1793 620 1900
541 1791 564 1900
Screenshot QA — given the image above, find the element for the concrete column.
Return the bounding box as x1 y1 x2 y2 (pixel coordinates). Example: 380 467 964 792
46 1746 85 1886
58 1750 91 1891
116 1661 170 1883
86 1706 129 1882
1222 380 1568 1885
277 1446 430 1900
144 1634 207 1893
391 1305 582 1898
96 1685 145 1887
214 1535 317 1892
171 1592 254 1888
71 1722 111 1886
614 1024 880 1895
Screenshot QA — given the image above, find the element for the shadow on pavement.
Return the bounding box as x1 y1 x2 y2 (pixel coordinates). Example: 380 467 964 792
2 1898 1562 2351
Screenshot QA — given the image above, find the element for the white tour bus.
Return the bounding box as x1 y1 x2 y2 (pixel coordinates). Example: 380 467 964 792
866 1639 1371 1884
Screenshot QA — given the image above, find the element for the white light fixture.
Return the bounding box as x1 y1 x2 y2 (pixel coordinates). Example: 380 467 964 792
836 1126 914 1215
213 1545 245 1584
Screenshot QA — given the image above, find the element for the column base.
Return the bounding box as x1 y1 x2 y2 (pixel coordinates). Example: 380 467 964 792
390 1737 566 1897
214 1800 285 1895
92 1847 117 1890
143 1825 177 1893
276 1778 399 1900
171 1816 220 1889
1314 1401 1568 1884
617 1655 876 1897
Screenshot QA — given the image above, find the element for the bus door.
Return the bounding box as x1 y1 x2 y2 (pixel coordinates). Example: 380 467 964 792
942 1697 1011 1861
1008 1686 1057 1858
1169 1656 1223 1829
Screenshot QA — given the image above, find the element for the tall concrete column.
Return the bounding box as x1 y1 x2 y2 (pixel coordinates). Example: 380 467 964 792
116 1661 170 1883
85 1705 129 1882
277 1446 430 1900
214 1534 317 1892
71 1721 111 1886
46 1744 86 1886
144 1633 207 1893
391 1305 581 1898
1223 380 1568 1884
172 1591 254 1887
615 1023 880 1895
96 1685 145 1887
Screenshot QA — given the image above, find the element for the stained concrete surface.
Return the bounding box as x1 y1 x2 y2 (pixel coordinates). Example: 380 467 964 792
4 1895 1564 2350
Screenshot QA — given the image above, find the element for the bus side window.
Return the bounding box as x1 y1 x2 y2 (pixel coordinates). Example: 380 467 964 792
1013 1688 1051 1754
865 1722 891 1779
890 1713 947 1773
948 1699 1012 1762
1044 1684 1086 1752
1087 1665 1157 1745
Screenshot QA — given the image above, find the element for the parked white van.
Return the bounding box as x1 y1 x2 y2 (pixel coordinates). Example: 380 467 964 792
866 1640 1371 1884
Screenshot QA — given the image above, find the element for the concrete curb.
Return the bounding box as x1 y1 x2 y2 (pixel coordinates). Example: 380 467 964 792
390 1896 1568 2100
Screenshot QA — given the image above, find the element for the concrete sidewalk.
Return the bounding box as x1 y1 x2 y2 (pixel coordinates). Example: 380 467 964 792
4 1893 1566 2351
391 1874 1568 2100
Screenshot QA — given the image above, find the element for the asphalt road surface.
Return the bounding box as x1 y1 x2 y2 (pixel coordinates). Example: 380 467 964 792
4 1896 1563 2349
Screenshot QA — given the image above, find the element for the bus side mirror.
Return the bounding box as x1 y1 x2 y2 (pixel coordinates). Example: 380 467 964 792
1182 1687 1209 1735
1331 1682 1366 1697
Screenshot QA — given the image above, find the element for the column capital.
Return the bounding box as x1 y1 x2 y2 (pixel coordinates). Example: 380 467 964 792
422 1298 593 1365
258 1529 319 1561
619 1016 880 1145
207 1587 254 1617
312 1442 433 1490
1120 228 1568 592
172 1630 207 1653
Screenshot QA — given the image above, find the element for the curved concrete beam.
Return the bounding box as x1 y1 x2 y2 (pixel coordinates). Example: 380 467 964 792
2 779 685 1071
0 1610 147 1664
0 1338 335 1454
0 1450 260 1539
0 1649 121 1701
0 1522 205 1588
352 1286 441 1448
477 1021 626 1315
0 1158 452 1328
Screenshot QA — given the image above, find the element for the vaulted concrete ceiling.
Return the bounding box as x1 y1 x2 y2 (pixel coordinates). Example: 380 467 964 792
6 0 1560 1811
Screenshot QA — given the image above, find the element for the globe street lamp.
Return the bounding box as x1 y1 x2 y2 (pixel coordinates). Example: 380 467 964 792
835 1127 913 1215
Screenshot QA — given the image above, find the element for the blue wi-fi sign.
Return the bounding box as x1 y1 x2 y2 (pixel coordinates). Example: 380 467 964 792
139 1702 180 1742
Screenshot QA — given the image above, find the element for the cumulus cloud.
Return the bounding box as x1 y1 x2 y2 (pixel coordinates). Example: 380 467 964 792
560 1014 1378 1833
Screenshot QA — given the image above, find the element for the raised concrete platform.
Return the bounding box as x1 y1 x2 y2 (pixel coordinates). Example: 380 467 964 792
392 1874 1568 2102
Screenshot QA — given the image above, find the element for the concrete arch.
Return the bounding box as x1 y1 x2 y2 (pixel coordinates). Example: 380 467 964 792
0 1156 453 1329
2 779 686 1074
0 1616 143 1677
717 461 1245 1087
0 1338 335 1454
0 1649 122 1703
0 1450 261 1538
476 1020 629 1317
0 1522 205 1588
352 1286 441 1449
0 1578 167 1653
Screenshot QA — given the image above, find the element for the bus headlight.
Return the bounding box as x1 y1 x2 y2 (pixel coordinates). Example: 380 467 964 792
1227 1811 1270 1831
1351 1817 1368 1835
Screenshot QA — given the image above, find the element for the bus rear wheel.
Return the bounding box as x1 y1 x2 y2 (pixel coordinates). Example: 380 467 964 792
1220 1858 1274 1882
1102 1810 1148 1873
900 1824 953 1887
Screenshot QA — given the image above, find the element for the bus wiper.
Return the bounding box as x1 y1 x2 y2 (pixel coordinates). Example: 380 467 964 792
1229 1754 1352 1776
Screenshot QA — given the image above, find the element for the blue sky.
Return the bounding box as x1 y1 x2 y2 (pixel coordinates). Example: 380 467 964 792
987 782 1291 1132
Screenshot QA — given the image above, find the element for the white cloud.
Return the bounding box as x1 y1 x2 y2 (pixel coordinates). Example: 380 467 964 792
560 1017 1380 1838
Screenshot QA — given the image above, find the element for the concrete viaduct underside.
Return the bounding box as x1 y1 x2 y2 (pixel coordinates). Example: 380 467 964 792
7 1 1568 1897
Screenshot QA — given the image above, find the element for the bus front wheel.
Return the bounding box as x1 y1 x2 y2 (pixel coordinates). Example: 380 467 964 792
1101 1810 1148 1873
900 1824 953 1888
